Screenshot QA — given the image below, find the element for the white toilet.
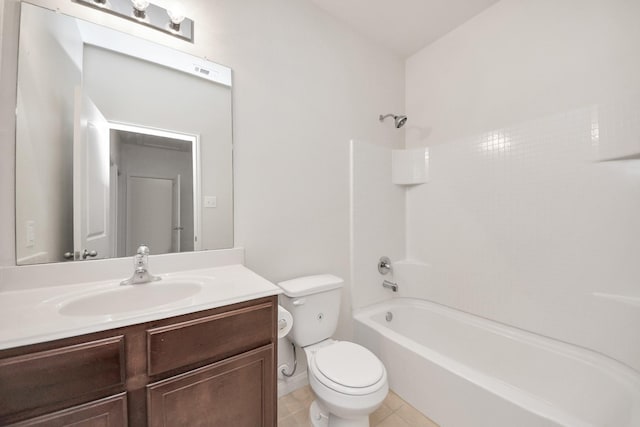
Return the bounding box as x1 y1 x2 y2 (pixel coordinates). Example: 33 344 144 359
278 275 388 427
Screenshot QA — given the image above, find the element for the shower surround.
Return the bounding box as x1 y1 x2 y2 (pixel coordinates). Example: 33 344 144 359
404 0 640 372
350 1 640 425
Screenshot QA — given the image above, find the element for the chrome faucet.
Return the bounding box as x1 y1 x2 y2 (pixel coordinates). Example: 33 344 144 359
382 280 398 292
120 245 161 285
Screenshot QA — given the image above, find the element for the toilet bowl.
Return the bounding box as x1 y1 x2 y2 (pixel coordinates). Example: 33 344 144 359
305 341 388 427
278 275 389 427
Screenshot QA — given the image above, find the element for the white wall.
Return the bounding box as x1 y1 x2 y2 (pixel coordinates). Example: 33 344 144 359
405 0 640 371
0 0 405 342
14 5 81 264
214 0 405 342
0 0 20 267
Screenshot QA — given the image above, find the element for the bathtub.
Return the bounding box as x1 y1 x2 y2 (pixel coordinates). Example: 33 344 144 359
353 298 640 427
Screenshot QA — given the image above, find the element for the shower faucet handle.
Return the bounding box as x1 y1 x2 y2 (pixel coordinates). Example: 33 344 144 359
378 256 392 275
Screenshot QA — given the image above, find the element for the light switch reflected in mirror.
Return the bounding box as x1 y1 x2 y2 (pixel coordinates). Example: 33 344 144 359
15 3 233 265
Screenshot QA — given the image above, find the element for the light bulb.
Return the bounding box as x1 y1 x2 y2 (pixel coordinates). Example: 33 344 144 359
131 0 149 19
167 3 186 31
131 0 150 11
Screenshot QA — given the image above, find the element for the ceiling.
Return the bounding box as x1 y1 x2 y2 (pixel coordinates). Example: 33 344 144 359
311 0 500 57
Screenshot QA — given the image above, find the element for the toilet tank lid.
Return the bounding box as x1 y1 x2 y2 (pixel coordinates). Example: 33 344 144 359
277 274 343 297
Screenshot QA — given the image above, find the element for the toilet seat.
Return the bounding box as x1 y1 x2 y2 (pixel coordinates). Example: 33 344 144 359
309 341 386 396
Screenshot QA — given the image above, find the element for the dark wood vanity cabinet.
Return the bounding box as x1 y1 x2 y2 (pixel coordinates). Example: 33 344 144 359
0 296 277 427
7 394 128 427
147 346 273 427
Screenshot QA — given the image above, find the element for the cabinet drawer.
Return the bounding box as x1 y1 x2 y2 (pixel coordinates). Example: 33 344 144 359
147 301 274 376
8 393 127 427
147 345 274 427
0 336 126 421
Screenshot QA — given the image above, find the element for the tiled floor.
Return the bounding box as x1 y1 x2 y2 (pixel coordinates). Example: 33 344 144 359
278 386 439 427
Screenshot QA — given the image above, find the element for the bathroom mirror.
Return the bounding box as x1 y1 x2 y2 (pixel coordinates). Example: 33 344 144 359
15 3 233 265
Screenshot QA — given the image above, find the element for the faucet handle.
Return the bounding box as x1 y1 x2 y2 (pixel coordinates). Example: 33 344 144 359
134 245 150 268
378 256 392 275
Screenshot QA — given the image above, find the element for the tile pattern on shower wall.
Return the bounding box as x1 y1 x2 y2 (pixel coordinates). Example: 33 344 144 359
351 140 405 310
406 101 640 371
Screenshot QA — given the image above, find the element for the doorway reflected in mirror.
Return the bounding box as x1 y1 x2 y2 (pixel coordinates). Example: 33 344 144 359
109 125 200 258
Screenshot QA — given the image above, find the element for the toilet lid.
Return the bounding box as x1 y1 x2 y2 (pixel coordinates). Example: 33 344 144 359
313 342 384 388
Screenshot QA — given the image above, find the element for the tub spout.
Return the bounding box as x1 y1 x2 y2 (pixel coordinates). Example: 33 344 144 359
383 280 398 292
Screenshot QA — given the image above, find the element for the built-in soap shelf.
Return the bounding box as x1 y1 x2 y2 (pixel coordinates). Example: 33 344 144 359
592 292 640 308
594 151 640 162
593 137 640 161
591 102 640 162
392 148 429 185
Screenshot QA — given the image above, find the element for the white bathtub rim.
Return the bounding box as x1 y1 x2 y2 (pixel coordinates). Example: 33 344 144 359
353 297 640 427
354 309 592 427
354 297 640 389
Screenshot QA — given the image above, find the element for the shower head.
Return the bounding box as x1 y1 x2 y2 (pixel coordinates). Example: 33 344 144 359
395 115 407 128
379 113 408 129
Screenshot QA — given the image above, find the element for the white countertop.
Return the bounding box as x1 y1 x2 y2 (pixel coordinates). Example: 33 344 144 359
0 264 282 350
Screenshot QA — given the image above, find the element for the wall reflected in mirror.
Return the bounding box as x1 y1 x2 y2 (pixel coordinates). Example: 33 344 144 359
15 3 233 265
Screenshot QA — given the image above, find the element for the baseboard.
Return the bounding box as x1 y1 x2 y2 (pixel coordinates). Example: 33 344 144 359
277 371 309 398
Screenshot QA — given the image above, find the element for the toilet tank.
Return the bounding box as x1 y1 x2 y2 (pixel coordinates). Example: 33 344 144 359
278 275 343 347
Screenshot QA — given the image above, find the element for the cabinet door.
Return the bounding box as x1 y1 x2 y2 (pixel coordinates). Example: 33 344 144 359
147 345 275 427
8 393 127 427
0 336 126 424
147 300 274 378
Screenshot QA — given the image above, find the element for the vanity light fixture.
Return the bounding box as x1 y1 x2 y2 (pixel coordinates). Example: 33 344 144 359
74 0 194 42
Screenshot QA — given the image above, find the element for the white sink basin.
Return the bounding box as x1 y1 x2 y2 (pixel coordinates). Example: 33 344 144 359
58 279 204 316
0 264 282 351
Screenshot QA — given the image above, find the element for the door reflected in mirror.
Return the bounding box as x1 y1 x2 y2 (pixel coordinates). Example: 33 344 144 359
15 3 233 265
110 125 199 258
